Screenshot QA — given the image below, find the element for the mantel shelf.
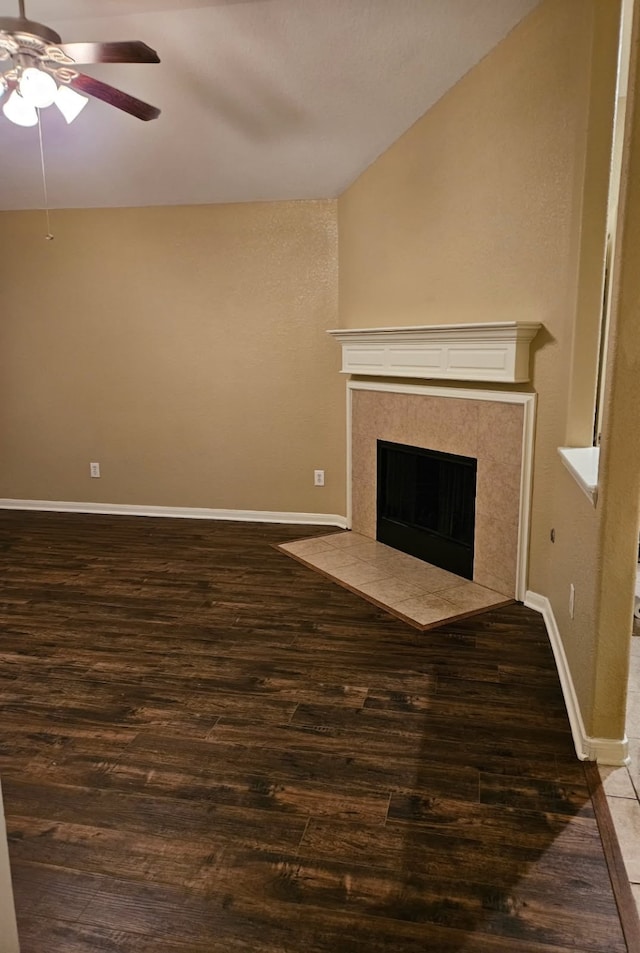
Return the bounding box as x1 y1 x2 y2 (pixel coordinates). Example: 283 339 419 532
328 321 542 384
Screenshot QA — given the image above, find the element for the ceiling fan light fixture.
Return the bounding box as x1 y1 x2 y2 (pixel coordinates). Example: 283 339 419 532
54 84 89 124
19 66 57 108
0 6 160 124
2 89 38 126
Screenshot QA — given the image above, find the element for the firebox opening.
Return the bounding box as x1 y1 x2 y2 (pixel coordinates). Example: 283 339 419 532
376 440 477 580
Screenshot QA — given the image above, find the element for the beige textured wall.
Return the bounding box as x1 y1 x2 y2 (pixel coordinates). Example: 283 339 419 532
338 0 624 738
339 0 601 331
0 201 345 517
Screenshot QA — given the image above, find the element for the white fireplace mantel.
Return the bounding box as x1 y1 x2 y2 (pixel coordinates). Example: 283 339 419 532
328 322 542 384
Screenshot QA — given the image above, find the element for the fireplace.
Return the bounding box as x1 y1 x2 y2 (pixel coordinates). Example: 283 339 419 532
347 383 535 599
377 440 477 579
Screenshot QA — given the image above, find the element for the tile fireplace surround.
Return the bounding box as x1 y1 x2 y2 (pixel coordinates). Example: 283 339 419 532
327 323 540 603
348 382 535 600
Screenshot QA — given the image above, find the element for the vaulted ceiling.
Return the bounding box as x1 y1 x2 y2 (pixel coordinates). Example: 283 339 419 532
0 0 539 209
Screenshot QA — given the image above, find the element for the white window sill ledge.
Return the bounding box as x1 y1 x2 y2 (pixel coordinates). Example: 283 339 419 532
558 446 599 505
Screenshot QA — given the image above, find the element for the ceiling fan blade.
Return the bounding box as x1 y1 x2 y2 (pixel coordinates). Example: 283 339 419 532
56 41 160 65
68 72 160 121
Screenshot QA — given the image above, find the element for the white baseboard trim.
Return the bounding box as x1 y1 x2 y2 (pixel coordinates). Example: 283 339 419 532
525 590 629 766
0 499 348 529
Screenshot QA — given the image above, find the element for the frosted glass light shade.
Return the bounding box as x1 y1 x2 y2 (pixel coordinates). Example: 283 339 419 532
2 90 38 127
54 84 89 124
19 68 57 108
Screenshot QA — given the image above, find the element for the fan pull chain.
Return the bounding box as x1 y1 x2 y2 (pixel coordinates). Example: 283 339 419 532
36 110 54 241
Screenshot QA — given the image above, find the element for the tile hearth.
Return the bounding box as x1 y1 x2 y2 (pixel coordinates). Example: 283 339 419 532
278 530 512 630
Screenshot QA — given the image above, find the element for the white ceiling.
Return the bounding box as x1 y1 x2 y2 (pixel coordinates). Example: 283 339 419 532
0 0 539 210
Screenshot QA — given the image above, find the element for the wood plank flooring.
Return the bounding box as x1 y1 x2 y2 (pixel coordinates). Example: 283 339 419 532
0 510 630 952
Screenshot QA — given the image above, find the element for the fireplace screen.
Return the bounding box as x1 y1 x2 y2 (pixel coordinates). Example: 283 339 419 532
376 440 477 579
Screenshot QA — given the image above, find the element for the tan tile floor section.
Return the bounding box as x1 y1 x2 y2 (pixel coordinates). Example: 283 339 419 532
598 631 640 917
606 573 640 901
278 530 512 630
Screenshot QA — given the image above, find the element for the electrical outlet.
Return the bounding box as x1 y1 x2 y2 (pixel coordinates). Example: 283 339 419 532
90 462 100 478
314 469 325 487
569 583 575 619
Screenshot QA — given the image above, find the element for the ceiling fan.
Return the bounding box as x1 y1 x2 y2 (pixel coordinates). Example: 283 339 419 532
0 0 161 125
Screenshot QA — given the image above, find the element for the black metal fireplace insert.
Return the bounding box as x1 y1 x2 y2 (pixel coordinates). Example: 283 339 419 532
376 440 477 579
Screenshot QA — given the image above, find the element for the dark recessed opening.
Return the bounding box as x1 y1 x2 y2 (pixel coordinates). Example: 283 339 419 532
376 440 477 579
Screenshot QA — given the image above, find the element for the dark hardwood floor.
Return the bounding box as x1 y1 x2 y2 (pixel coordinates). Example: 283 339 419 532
0 510 630 952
